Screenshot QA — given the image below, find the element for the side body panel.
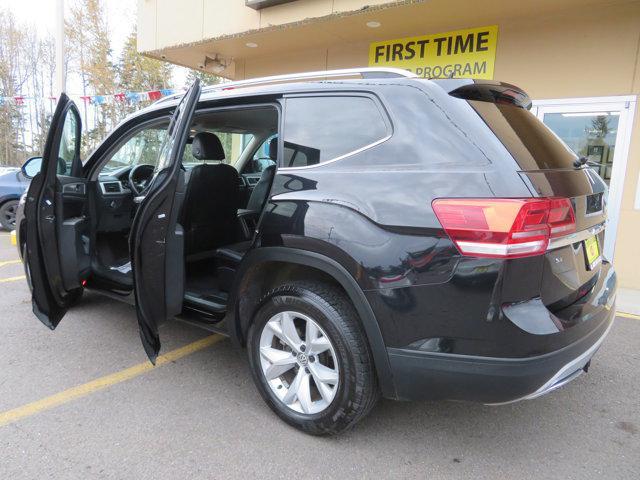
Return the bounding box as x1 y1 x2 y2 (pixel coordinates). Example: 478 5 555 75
253 81 615 364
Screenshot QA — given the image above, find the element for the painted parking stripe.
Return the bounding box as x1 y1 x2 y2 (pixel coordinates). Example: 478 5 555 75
0 259 21 267
0 275 25 283
0 334 224 427
617 311 640 320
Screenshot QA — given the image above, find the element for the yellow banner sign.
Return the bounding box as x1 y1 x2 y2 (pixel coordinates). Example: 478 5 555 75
369 25 498 79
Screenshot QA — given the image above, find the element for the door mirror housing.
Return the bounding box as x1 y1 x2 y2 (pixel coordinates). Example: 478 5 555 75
21 156 67 179
21 156 43 179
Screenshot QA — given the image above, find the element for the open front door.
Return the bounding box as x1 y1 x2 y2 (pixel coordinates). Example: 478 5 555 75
23 93 88 329
130 79 201 362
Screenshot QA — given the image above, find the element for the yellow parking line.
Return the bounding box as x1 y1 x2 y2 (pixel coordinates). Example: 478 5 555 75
617 311 640 320
0 259 21 267
0 275 25 283
0 334 224 427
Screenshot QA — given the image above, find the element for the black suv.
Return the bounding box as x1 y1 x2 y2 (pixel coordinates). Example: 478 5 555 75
16 68 616 435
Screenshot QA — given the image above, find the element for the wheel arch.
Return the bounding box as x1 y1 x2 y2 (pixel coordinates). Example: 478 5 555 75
0 194 20 206
227 246 397 399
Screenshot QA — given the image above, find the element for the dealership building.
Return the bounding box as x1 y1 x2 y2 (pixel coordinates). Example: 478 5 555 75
137 0 640 294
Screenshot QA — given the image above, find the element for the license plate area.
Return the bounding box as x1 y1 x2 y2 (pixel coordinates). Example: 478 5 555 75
584 235 601 270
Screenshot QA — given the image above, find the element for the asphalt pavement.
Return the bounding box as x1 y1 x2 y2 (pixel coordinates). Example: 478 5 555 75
0 231 638 479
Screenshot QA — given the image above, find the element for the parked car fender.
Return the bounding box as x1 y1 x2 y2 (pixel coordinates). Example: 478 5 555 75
228 246 398 399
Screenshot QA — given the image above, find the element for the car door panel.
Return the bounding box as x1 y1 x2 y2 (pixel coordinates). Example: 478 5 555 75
130 80 200 362
56 176 90 290
24 93 86 329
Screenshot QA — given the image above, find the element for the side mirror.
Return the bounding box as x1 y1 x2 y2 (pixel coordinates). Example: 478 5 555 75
21 156 43 179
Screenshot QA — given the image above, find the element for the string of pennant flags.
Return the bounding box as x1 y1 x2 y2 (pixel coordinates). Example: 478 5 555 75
0 88 178 107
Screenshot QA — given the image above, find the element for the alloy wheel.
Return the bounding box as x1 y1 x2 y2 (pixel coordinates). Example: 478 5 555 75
1 201 17 230
258 310 340 414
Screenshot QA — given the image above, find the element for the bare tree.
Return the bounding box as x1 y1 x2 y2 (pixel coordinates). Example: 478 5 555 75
0 9 32 166
0 0 177 166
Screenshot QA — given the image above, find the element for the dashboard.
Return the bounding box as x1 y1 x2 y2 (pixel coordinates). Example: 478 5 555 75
96 168 136 232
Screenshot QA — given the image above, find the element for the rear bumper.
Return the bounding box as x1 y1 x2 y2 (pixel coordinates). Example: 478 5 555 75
387 304 615 403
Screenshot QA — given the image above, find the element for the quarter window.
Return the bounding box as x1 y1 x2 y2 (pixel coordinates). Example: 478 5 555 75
282 96 388 167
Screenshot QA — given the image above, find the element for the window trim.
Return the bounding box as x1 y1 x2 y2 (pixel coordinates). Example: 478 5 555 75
279 92 393 171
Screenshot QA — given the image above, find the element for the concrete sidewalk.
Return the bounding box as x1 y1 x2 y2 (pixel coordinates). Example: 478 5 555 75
617 287 640 316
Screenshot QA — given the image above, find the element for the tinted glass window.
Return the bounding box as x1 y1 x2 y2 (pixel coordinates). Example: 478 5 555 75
283 96 388 167
470 100 578 170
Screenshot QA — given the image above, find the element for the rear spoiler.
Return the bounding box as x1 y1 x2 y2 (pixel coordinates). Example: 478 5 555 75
448 81 532 110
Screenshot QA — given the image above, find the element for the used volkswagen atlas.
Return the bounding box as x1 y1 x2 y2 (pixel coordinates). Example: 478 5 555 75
16 68 616 435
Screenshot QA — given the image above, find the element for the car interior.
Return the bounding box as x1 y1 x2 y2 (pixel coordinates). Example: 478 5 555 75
87 105 279 318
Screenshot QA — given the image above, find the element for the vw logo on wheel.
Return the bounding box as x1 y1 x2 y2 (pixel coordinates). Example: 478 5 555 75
296 352 309 366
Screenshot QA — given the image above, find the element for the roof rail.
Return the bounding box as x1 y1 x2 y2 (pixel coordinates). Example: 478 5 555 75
154 67 416 105
203 67 416 93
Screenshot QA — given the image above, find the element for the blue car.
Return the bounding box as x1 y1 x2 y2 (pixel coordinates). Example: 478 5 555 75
0 160 34 230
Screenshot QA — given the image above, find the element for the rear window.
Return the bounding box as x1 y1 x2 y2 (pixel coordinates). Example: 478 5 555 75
282 95 388 167
470 101 578 171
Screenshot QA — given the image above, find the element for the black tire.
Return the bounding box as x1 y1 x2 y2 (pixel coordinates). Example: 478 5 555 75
0 200 18 231
247 281 379 435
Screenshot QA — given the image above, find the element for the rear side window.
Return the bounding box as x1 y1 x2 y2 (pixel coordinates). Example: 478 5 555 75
470 101 578 170
282 95 388 167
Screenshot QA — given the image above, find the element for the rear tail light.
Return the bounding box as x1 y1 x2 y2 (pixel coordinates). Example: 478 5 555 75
432 198 575 259
547 198 576 238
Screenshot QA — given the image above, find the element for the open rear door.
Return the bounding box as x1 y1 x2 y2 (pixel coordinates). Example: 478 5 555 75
130 79 201 362
23 93 87 329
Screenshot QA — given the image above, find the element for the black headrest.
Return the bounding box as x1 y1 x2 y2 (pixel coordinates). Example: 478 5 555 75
191 132 225 161
268 137 278 161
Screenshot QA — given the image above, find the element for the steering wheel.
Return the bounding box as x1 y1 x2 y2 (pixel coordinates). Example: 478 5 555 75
128 164 155 196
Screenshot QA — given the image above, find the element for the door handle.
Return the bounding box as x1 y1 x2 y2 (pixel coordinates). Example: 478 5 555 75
44 215 55 221
133 196 146 204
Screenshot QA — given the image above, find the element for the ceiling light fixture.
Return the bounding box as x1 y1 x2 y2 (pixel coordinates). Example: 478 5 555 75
246 42 258 48
366 21 381 28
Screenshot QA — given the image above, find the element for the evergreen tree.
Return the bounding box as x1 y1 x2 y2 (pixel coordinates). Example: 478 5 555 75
117 28 173 115
65 0 117 155
185 68 223 87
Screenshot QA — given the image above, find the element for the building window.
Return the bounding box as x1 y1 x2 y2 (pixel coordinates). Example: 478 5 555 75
282 95 388 168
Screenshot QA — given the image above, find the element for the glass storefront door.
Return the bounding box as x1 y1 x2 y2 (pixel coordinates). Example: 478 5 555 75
532 96 637 260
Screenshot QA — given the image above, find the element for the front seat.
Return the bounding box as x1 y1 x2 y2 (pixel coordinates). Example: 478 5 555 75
182 132 239 260
217 137 278 265
245 136 277 213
